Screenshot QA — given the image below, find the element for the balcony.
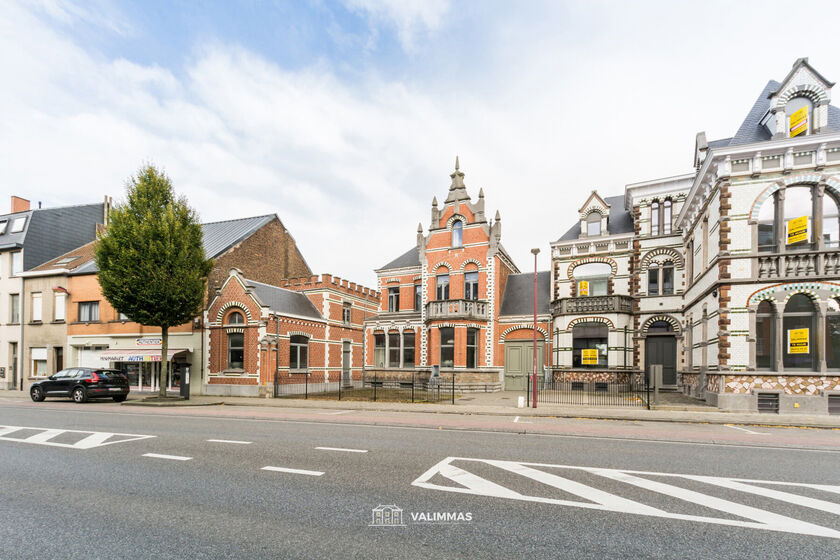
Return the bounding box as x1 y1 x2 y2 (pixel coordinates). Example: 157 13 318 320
552 295 634 315
426 299 489 321
756 249 840 279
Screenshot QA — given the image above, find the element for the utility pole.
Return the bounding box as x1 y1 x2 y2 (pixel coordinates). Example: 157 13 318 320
531 248 540 409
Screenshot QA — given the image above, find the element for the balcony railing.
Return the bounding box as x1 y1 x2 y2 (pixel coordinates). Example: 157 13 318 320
756 250 840 279
426 299 488 320
552 295 634 315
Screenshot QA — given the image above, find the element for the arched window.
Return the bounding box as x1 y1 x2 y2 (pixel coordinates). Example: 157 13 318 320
451 220 463 247
783 294 815 370
651 201 660 235
757 196 776 253
661 261 674 295
647 320 673 333
786 96 813 137
573 322 608 368
435 272 450 300
227 332 244 369
374 333 385 367
648 264 659 295
227 311 245 324
784 186 813 251
755 300 776 370
290 335 308 371
663 200 672 235
573 262 611 296
388 331 400 367
827 299 840 370
586 212 601 236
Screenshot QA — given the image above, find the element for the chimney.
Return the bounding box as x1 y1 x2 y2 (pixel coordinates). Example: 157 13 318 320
11 196 30 213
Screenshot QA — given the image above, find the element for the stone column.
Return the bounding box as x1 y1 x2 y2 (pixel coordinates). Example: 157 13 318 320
774 307 784 372
384 332 390 368
817 301 827 373
399 330 405 369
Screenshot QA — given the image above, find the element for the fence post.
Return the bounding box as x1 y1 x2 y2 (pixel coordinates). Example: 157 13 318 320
451 373 455 405
339 373 342 401
305 373 308 400
645 371 650 410
526 374 530 408
411 371 415 403
373 370 377 402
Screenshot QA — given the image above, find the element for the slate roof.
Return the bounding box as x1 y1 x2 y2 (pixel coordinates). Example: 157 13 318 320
498 271 551 316
66 214 278 276
244 278 323 320
202 215 275 258
0 203 104 271
557 195 634 242
378 246 420 271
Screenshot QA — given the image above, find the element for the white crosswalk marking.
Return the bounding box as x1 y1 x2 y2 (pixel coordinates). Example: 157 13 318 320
412 457 840 539
0 425 155 449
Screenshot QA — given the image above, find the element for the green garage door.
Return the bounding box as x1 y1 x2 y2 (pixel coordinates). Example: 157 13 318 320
504 341 544 391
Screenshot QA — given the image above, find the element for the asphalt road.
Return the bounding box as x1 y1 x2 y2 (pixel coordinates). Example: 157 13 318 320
1 401 839 559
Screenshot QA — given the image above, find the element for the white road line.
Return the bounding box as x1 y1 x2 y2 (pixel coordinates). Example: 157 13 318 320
724 424 769 435
23 429 65 444
261 466 324 476
0 424 155 449
143 453 192 461
315 446 368 453
513 416 532 424
318 410 354 415
207 439 252 444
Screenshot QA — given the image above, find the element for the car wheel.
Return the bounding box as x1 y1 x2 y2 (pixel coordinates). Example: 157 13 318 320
30 386 45 402
112 395 127 403
72 387 87 403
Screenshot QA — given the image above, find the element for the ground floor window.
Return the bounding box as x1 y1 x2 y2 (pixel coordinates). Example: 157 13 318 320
403 331 415 368
440 327 454 368
466 328 478 368
227 332 244 369
827 299 840 370
783 294 815 370
31 347 47 377
374 333 385 367
756 300 775 369
388 332 400 367
572 323 608 368
290 335 308 371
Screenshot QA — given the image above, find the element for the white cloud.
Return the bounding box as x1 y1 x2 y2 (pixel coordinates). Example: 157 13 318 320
342 0 450 50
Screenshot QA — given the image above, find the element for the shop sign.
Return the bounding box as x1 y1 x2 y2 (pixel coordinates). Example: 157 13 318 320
135 337 162 347
787 328 809 354
579 280 589 296
789 106 808 137
582 349 598 365
786 216 809 245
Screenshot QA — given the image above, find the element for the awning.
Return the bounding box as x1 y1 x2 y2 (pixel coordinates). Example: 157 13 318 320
97 349 189 362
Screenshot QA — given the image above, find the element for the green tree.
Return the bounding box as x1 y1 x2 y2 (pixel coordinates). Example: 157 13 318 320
96 164 212 398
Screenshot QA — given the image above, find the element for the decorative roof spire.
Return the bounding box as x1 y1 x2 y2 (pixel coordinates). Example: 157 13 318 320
455 155 460 171
432 196 438 207
449 156 465 190
478 187 484 198
495 210 501 221
417 222 423 233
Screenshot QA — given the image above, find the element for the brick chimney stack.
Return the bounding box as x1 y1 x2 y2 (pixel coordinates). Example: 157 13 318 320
11 196 30 213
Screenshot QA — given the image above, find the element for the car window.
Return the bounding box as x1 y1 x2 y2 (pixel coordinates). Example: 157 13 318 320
54 369 73 379
95 370 123 379
73 369 87 379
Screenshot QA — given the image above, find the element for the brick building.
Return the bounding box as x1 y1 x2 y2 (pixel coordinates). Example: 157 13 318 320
26 214 311 394
205 269 378 396
364 159 551 391
553 58 840 414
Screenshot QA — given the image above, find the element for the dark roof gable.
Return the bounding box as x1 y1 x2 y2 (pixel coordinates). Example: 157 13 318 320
557 195 633 242
499 271 551 316
245 279 324 320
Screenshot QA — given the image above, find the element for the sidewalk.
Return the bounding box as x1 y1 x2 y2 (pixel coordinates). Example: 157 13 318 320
3 388 840 428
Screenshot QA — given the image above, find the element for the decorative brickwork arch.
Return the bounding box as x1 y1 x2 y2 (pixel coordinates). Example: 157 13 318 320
747 282 840 306
216 302 253 323
287 331 311 338
581 208 606 220
566 257 618 279
639 247 684 270
446 214 468 229
748 174 840 222
774 84 829 110
500 324 548 342
565 316 615 330
460 259 482 271
433 262 453 273
641 315 682 336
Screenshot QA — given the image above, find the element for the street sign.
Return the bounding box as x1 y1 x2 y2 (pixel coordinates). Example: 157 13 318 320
787 328 809 354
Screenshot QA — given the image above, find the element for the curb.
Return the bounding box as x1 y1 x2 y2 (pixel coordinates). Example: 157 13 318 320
122 400 225 407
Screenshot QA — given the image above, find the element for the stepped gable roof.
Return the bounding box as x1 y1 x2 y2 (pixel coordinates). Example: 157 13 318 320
557 195 633 242
245 278 323 320
499 270 551 316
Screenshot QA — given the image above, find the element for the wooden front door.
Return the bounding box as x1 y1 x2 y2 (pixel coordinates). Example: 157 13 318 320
504 342 544 391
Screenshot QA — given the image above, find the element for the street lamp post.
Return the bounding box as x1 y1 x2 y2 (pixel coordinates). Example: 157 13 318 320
531 248 540 409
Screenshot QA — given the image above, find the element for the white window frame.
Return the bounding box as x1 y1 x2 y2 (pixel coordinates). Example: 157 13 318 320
54 292 66 321
31 292 42 322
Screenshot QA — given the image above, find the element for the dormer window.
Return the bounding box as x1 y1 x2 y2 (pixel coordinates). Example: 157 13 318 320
786 96 812 137
451 220 463 247
586 213 601 236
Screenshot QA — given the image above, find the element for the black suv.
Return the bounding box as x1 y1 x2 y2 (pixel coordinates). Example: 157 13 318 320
30 368 130 403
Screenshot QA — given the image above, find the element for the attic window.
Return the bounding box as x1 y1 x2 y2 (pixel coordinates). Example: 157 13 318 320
55 257 78 266
11 217 25 233
786 96 812 138
0 221 6 234
586 213 601 236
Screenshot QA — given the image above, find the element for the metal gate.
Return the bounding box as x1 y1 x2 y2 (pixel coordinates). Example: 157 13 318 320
529 371 649 408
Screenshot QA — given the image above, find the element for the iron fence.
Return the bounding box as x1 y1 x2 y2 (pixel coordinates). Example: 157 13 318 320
528 371 649 409
274 371 455 404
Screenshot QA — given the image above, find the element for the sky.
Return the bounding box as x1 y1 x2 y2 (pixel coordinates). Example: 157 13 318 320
4 0 840 287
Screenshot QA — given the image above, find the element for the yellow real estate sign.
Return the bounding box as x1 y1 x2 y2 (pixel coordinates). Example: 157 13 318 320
789 106 808 137
582 349 598 365
787 328 809 354
786 215 808 245
578 280 589 296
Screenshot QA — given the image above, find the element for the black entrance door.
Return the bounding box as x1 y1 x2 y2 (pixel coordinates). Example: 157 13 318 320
645 336 677 386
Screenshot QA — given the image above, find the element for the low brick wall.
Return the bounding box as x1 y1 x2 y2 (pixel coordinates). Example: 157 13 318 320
364 368 501 393
551 370 643 384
